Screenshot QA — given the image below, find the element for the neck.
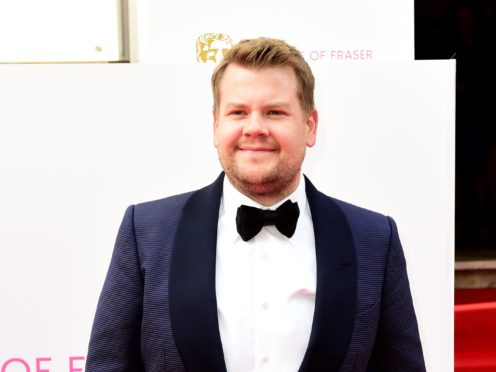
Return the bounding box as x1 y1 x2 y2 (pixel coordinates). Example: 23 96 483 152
227 173 301 207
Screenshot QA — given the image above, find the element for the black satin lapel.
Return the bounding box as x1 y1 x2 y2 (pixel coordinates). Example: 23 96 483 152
299 177 357 372
169 173 227 372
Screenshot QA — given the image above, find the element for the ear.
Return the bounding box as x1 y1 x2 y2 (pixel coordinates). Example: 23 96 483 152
305 108 318 147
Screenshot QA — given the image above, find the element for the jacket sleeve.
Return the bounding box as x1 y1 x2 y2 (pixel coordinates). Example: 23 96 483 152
368 216 426 371
86 205 145 372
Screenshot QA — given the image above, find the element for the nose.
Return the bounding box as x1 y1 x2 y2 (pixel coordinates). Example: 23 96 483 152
242 114 269 137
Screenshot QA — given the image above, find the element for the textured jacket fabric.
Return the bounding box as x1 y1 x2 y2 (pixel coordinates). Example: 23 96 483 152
86 174 425 372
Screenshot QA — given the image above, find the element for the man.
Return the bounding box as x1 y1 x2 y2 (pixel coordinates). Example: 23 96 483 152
86 38 425 371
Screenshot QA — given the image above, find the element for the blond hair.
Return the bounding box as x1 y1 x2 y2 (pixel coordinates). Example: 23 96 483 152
211 38 315 114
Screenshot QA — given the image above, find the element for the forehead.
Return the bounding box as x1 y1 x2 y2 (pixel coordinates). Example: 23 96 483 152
218 64 299 102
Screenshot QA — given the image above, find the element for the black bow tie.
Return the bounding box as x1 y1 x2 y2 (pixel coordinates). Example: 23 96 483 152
236 200 300 242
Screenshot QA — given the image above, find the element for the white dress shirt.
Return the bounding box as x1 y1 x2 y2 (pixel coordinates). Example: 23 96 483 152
215 175 316 372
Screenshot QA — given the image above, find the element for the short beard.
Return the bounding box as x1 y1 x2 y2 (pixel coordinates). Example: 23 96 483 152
220 151 305 205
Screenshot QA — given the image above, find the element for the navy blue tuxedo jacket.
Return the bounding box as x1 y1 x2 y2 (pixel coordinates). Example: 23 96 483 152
86 174 425 371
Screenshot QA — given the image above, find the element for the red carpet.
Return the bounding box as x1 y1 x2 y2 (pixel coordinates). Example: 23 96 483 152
455 296 496 372
455 288 496 305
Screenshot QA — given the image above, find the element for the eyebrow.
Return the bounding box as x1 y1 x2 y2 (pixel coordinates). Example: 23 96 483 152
223 102 246 109
223 101 292 110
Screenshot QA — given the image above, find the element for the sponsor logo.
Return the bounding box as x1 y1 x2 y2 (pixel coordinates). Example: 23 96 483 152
300 49 374 61
0 356 84 372
196 33 233 63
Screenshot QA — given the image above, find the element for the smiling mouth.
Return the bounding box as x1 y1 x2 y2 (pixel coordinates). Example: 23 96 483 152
237 143 278 151
239 147 275 152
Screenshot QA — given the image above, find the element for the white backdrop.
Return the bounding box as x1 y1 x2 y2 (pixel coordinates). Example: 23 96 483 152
0 62 454 371
130 0 414 63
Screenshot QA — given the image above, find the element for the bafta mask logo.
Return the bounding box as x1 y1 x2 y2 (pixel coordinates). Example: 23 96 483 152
196 33 233 63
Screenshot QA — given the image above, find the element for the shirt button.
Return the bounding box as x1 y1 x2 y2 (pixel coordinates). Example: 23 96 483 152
262 303 268 311
262 356 270 364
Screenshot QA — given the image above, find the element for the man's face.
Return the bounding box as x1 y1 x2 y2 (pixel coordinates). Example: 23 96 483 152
213 64 318 203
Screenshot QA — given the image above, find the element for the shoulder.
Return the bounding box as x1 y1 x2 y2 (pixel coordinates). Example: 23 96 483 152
331 197 393 230
305 176 395 241
132 191 195 224
114 192 196 246
315 190 396 247
332 197 395 244
307 175 392 227
129 173 224 226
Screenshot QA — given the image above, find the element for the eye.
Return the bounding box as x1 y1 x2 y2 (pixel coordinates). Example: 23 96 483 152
229 110 246 116
267 110 284 116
